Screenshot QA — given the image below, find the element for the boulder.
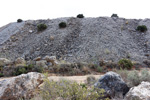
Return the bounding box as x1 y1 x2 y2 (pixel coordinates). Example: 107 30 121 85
94 71 129 99
33 56 41 61
15 57 26 66
125 82 150 100
0 72 44 100
0 58 11 67
36 60 48 68
43 56 58 66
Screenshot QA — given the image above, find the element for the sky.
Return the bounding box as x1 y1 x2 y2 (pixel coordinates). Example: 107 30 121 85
0 0 150 27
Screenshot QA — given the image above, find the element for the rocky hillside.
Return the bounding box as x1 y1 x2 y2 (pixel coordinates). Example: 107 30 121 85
0 17 150 63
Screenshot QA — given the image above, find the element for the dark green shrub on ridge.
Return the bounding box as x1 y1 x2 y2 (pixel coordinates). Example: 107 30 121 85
77 14 84 18
59 22 67 28
111 14 118 18
17 19 23 23
37 24 47 31
118 59 133 70
137 25 147 32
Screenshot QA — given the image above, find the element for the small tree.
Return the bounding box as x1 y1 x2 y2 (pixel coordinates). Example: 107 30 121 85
17 19 23 23
137 25 147 32
37 24 47 31
59 22 67 28
111 14 118 18
77 14 84 18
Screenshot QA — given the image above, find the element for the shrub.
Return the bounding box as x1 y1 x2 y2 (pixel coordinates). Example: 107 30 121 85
86 76 96 85
116 68 150 87
137 25 147 32
118 59 133 70
14 67 27 75
0 73 4 77
37 24 47 31
111 14 118 18
77 14 84 18
17 19 23 23
38 75 108 100
59 22 67 28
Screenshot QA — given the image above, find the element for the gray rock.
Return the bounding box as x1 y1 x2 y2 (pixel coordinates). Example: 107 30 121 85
0 58 11 66
0 72 44 100
94 71 129 99
125 82 150 100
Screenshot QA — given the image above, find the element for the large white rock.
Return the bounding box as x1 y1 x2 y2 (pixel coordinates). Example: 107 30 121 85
125 81 150 100
0 72 44 100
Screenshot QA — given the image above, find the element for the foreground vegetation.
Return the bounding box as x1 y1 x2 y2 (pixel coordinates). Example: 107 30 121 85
32 74 110 100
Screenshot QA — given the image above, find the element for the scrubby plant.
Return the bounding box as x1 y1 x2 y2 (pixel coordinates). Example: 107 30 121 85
116 68 150 87
111 14 118 18
118 59 133 70
14 67 27 75
38 75 109 100
37 24 47 31
136 25 147 32
77 14 84 18
86 76 96 85
17 19 23 23
0 73 4 77
59 22 67 28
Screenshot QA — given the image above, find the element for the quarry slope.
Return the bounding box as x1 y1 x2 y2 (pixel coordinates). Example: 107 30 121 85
0 17 150 63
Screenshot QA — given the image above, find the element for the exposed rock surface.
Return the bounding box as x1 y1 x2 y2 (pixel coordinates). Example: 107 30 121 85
125 81 150 100
0 72 44 100
0 17 150 63
94 71 129 99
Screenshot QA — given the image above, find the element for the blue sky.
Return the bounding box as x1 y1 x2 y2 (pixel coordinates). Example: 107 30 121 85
0 0 150 27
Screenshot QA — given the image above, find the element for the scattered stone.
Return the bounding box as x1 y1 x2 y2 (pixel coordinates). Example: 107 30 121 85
33 56 41 61
43 56 58 66
94 71 129 99
0 58 11 67
0 72 44 100
36 60 48 68
29 30 33 33
15 57 26 67
125 82 150 100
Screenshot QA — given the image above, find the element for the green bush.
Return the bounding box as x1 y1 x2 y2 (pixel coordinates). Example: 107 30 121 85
37 24 47 31
37 75 109 100
17 19 23 23
77 14 84 18
59 22 67 28
111 14 118 18
137 25 147 32
14 67 27 75
118 59 133 69
0 73 4 77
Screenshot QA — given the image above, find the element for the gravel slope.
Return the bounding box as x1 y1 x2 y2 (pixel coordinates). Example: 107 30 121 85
0 17 150 63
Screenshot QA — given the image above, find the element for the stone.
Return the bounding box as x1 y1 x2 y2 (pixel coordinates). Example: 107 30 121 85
0 72 44 100
125 82 150 100
0 58 11 67
36 60 48 68
29 30 33 33
33 56 41 61
94 71 129 99
43 56 58 66
15 57 26 67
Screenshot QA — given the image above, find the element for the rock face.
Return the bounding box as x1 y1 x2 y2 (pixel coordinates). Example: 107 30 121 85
0 72 44 100
94 71 129 99
125 82 150 100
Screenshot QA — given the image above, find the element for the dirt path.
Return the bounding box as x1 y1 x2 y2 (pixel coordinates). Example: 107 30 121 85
48 75 102 84
0 75 102 84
